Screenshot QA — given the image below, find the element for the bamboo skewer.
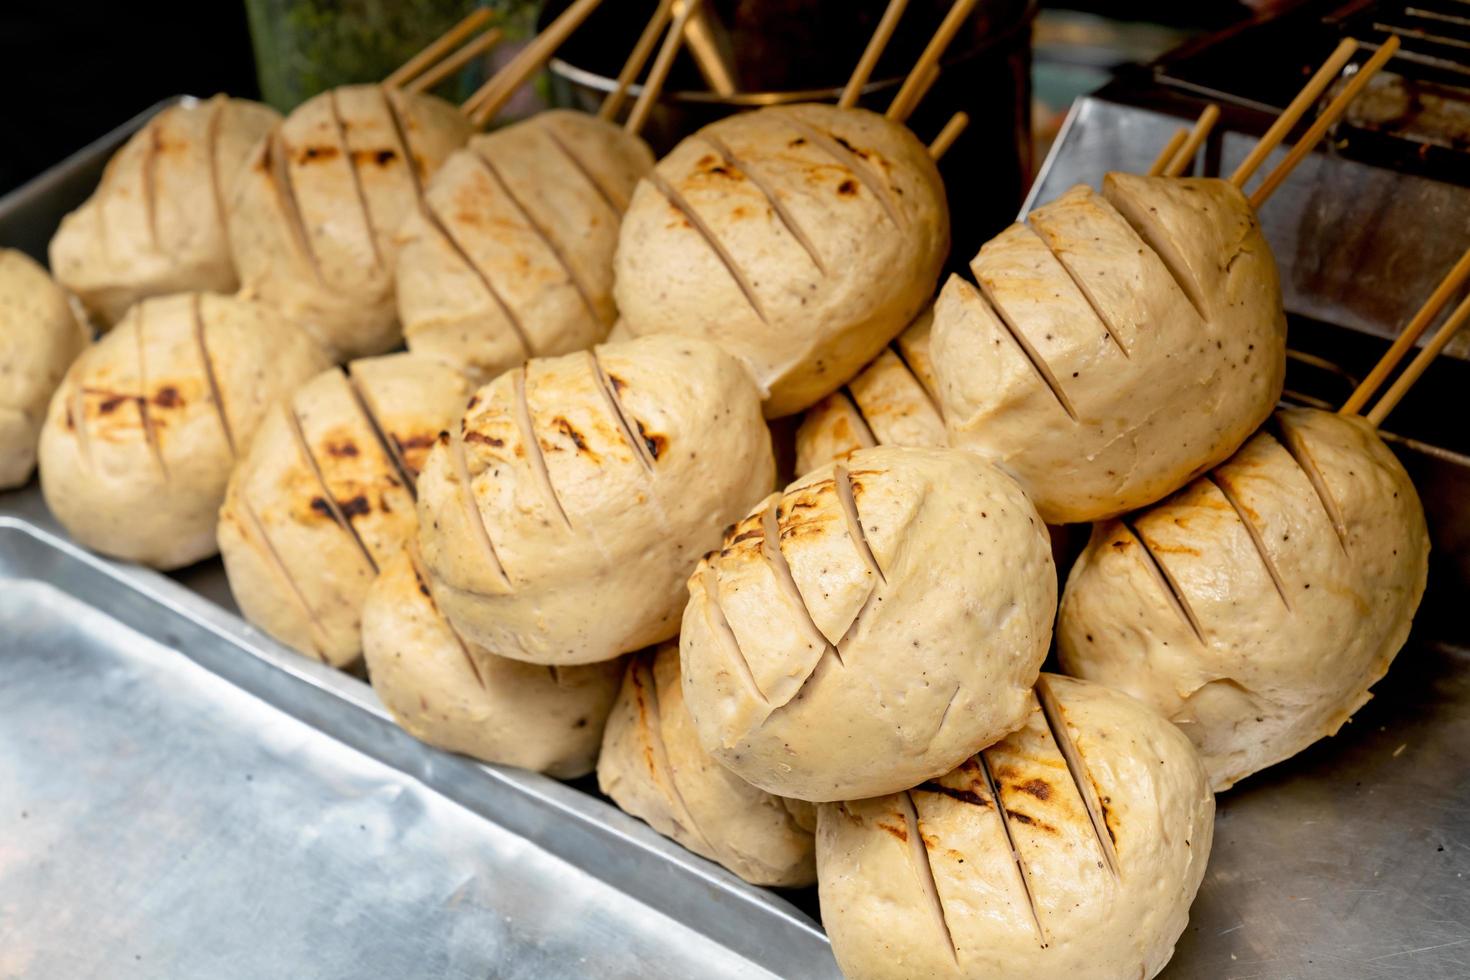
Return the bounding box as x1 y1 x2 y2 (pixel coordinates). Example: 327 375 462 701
1367 290 1470 427
464 0 608 128
841 0 912 109
1340 245 1470 415
680 3 738 97
386 8 496 89
406 28 504 94
1230 38 1359 188
1248 35 1400 209
886 0 981 123
1147 128 1189 177
625 0 701 136
1163 104 1220 178
910 63 942 113
600 0 675 120
927 112 968 159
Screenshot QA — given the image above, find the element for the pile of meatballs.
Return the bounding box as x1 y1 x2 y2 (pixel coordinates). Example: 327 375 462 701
1 58 1430 980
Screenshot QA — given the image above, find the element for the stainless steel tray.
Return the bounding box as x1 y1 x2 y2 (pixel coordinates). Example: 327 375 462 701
3 98 1468 980
0 488 833 979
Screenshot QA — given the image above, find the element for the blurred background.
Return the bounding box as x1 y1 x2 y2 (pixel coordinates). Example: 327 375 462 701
0 0 1280 196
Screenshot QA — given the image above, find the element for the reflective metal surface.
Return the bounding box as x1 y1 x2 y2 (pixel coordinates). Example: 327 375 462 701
0 491 836 979
1167 634 1470 978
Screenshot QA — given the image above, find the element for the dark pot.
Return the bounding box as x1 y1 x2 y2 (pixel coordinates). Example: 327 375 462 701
542 0 1037 263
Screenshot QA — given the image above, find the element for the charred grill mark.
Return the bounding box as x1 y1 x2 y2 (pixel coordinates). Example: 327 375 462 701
722 525 764 553
462 431 504 448
358 148 398 167
513 366 572 530
1121 518 1206 645
394 433 438 456
450 425 511 588
339 495 371 519
392 433 439 477
1269 416 1349 553
1004 809 1044 828
901 791 959 965
133 303 168 479
876 819 908 842
296 145 340 163
420 197 532 359
834 463 886 584
700 132 827 276
1028 221 1132 358
345 365 418 501
914 780 991 809
85 389 136 415
238 495 330 663
192 294 236 457
647 171 768 324
407 545 486 690
151 386 182 408
589 351 655 473
283 395 378 574
1017 779 1051 800
635 419 665 460
782 117 904 229
553 417 590 453
974 278 1080 423
1208 472 1292 609
470 147 604 326
1035 677 1120 879
328 89 384 271
542 125 626 216
979 752 1049 947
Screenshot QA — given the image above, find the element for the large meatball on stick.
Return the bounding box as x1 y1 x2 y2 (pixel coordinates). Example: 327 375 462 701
49 95 280 327
817 675 1214 980
791 107 1215 477
931 38 1400 524
398 0 709 382
1059 247 1469 790
611 0 982 417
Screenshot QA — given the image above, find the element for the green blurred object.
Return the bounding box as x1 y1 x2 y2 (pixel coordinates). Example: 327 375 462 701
244 0 540 112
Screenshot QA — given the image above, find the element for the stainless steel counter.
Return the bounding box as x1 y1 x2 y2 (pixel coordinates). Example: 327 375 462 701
0 492 834 979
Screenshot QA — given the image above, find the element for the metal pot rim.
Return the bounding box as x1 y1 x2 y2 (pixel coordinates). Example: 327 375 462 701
546 0 1037 108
